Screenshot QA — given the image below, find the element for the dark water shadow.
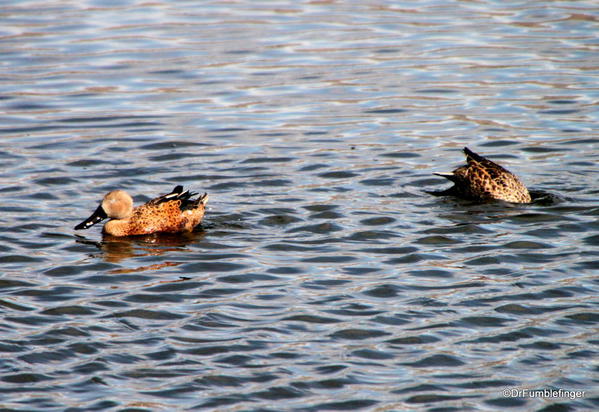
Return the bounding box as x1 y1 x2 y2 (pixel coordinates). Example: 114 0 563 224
425 188 565 207
75 230 207 264
529 189 567 206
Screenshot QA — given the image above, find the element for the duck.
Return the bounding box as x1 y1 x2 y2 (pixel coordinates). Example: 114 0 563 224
431 147 531 203
74 185 208 236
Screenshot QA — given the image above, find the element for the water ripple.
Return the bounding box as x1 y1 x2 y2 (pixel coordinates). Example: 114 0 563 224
0 0 597 410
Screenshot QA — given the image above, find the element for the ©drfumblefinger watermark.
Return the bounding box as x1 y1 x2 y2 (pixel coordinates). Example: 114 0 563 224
503 388 586 400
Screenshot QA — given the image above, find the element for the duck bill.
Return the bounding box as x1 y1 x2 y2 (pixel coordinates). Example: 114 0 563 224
74 204 108 230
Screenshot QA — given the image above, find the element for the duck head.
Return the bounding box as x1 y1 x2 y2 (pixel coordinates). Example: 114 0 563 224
74 190 133 230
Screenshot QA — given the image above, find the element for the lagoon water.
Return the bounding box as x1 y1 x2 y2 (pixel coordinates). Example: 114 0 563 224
1 1 598 411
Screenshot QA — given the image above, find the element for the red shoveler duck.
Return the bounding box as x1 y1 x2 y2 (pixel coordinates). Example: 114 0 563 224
74 185 208 236
432 147 531 203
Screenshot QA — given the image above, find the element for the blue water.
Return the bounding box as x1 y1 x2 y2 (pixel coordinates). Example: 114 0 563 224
1 1 598 411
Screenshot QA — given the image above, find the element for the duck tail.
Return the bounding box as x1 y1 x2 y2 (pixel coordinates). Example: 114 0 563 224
463 147 485 163
182 192 208 210
195 193 209 206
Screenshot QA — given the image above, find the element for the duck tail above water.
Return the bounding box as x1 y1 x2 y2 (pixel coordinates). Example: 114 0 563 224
463 146 486 163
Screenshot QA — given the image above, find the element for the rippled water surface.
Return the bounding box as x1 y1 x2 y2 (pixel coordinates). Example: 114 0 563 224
1 0 598 410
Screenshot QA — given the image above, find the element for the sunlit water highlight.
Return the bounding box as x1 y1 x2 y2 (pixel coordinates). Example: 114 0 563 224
1 1 598 411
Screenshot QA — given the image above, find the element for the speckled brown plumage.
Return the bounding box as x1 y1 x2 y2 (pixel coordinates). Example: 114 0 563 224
432 147 531 203
75 185 208 236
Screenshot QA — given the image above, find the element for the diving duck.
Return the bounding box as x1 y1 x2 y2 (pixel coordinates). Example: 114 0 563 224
432 147 531 203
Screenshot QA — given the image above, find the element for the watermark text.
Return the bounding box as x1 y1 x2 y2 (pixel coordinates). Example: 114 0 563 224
503 388 585 400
